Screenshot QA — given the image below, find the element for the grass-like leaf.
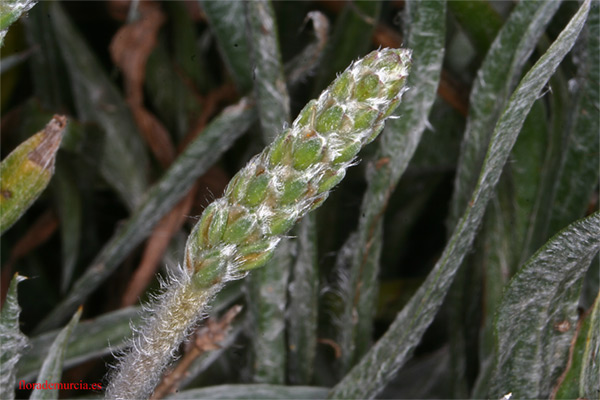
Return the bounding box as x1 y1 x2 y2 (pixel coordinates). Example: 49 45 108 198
0 274 27 400
18 307 140 382
22 2 70 109
200 0 252 93
347 0 446 367
329 1 591 397
168 384 328 399
449 2 562 394
546 0 599 239
244 0 291 383
287 214 319 384
489 211 600 399
449 0 561 229
50 2 149 210
51 163 82 293
30 307 82 400
332 0 446 373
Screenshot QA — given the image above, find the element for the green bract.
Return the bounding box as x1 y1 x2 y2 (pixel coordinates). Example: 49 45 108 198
184 48 411 278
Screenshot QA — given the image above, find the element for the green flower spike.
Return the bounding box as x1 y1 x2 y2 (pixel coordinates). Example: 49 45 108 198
106 47 411 400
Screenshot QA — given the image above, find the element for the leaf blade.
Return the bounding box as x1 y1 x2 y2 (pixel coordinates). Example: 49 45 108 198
30 308 82 400
329 1 591 397
50 2 150 210
490 212 600 398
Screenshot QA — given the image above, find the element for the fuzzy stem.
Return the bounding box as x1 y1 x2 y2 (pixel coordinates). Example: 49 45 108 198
106 272 222 399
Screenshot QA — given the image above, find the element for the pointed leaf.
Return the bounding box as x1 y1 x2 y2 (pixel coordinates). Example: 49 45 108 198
18 307 139 382
333 0 446 373
0 274 27 400
30 308 82 400
168 384 328 399
52 163 82 293
449 0 562 229
200 0 252 93
246 0 290 141
287 215 319 384
547 1 599 238
329 1 591 397
50 2 149 210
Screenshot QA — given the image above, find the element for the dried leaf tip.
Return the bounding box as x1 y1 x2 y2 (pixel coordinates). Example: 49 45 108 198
0 115 67 234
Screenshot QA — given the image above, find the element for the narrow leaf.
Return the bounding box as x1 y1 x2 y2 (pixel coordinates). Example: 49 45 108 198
246 0 290 142
547 0 599 238
30 308 82 400
35 99 255 333
329 1 591 397
1 115 66 235
23 2 71 109
489 212 600 399
520 2 599 264
334 0 446 372
287 215 319 384
449 0 562 230
18 306 139 382
453 2 563 392
244 0 292 383
50 2 149 210
246 241 292 383
200 0 252 93
52 163 82 293
0 274 27 400
168 384 328 400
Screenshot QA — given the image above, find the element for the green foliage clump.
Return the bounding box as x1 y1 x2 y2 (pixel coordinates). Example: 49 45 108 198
0 1 597 399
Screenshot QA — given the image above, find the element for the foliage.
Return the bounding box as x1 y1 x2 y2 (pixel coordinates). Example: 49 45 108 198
0 1 597 399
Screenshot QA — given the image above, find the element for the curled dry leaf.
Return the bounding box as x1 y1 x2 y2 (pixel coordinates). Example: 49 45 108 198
109 0 175 167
